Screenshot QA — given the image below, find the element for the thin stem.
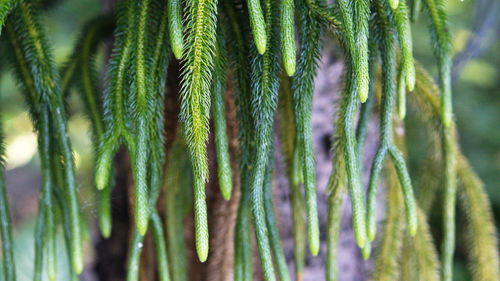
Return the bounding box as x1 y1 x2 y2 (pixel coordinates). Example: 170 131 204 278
339 63 367 248
223 2 254 280
292 0 322 256
367 0 418 242
248 0 281 279
0 115 16 281
423 0 453 127
211 28 233 200
440 126 457 281
263 150 291 281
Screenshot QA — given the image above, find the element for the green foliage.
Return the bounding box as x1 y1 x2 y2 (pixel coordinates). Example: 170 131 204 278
292 0 322 256
211 28 233 200
180 0 219 262
263 149 291 281
0 0 497 280
60 13 114 237
278 73 306 279
0 114 15 281
280 0 296 76
165 137 191 281
247 0 281 279
0 0 15 36
222 2 254 280
372 163 404 281
4 1 83 275
246 0 267 54
168 0 184 59
410 63 500 281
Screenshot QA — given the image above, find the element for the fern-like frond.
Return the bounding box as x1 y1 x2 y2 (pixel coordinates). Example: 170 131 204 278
61 13 115 237
124 2 172 279
422 0 453 127
129 0 154 236
247 0 281 280
0 0 15 35
457 155 500 281
413 61 457 281
60 14 114 99
95 0 136 192
180 0 219 262
394 0 415 91
5 24 60 280
416 208 442 280
222 2 254 279
411 62 499 281
291 0 322 256
148 0 171 207
400 208 441 281
5 2 83 273
337 60 367 249
211 27 233 200
336 0 370 102
367 0 417 243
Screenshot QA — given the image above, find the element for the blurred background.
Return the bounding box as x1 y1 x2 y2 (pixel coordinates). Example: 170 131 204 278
0 0 498 280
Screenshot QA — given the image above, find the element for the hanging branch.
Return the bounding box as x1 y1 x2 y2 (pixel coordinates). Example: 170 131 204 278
263 147 291 281
278 73 307 279
180 0 219 262
247 0 281 279
336 0 370 102
0 0 495 280
129 0 154 235
211 28 233 200
0 0 15 36
411 63 500 281
124 1 172 279
61 14 115 237
334 38 367 250
165 137 191 281
5 2 83 274
325 137 347 281
422 1 456 278
291 0 322 257
366 0 417 244
372 162 404 281
0 114 15 281
222 2 254 280
95 0 136 195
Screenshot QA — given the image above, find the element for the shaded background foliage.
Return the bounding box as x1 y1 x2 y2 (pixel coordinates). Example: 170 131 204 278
0 0 498 280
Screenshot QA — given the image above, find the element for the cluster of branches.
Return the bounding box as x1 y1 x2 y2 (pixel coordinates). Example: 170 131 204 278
0 0 498 281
